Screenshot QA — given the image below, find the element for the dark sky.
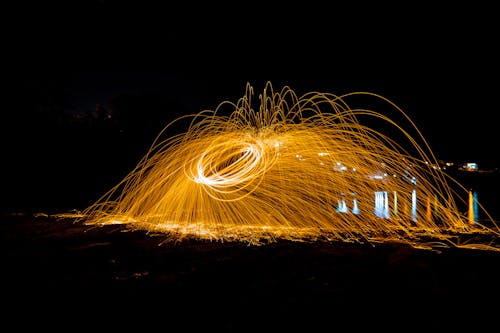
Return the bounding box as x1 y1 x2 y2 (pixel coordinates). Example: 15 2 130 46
18 69 498 165
13 2 496 154
4 2 500 212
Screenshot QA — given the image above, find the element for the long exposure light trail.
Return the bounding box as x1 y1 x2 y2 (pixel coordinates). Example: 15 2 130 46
76 82 500 250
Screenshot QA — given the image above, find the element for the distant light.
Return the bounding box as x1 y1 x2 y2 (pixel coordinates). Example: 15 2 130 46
463 162 478 170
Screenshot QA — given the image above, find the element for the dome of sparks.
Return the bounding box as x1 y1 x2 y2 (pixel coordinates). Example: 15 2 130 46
78 82 500 250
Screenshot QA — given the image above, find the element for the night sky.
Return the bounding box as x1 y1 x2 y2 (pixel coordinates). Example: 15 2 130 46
4 2 499 212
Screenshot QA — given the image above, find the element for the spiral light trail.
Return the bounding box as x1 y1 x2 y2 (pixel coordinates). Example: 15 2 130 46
77 82 500 250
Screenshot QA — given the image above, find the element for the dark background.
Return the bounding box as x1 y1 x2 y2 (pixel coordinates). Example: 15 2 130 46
2 4 500 330
4 1 499 213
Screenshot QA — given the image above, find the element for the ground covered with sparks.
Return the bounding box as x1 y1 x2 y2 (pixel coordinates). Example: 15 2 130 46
77 82 500 250
2 212 499 331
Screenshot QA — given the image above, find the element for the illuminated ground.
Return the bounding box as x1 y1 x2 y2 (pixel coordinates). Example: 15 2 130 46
2 212 499 331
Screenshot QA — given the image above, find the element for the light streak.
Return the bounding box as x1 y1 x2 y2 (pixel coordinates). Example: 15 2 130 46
76 82 500 250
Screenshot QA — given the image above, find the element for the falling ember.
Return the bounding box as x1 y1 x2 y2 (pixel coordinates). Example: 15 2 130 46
76 82 500 250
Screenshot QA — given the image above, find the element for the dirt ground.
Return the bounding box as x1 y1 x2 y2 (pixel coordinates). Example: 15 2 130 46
2 212 499 331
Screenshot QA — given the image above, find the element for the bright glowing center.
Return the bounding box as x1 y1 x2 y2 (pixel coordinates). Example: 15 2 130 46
194 142 263 187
